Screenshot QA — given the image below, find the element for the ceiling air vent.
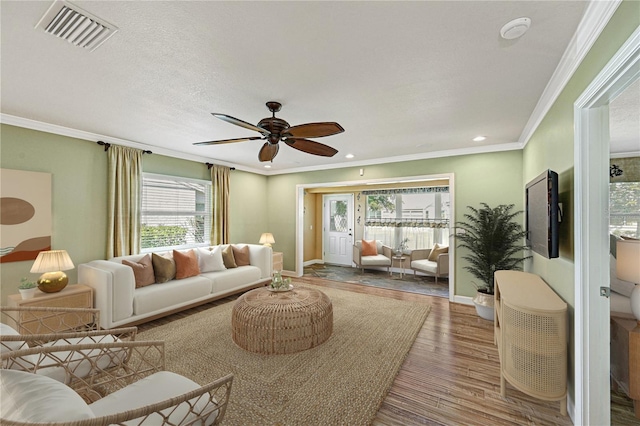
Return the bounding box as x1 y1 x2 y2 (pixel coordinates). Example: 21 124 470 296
35 0 118 52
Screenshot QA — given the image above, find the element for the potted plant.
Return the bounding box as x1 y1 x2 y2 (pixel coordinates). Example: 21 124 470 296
18 278 38 300
395 237 410 256
455 203 530 320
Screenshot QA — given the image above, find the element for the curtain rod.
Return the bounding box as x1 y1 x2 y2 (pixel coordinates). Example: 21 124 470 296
97 141 152 154
206 163 235 170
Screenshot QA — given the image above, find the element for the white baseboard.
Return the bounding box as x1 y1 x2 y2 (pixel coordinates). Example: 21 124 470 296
303 259 324 267
452 295 474 306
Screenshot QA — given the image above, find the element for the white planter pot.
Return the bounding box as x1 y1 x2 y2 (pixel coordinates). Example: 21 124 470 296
473 291 495 321
18 288 37 300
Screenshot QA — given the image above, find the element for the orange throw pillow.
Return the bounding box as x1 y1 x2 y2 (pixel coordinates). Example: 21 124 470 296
232 245 250 266
173 249 200 279
428 243 448 261
361 240 378 256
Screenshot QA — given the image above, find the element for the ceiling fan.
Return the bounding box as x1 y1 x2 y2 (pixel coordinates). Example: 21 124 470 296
194 101 344 162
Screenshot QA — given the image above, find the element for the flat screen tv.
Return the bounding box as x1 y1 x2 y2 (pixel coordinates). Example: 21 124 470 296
525 169 560 259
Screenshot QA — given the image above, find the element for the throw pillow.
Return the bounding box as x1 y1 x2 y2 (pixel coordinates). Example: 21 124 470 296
232 245 250 266
361 240 378 256
197 246 226 272
122 254 155 288
151 253 176 283
428 244 449 261
222 245 237 268
173 249 200 279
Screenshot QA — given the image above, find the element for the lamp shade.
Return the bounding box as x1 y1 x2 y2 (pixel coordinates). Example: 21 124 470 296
617 240 640 283
30 250 75 273
259 233 275 246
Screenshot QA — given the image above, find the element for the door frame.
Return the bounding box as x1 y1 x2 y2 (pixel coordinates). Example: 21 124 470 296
295 172 456 303
573 26 639 425
322 193 354 266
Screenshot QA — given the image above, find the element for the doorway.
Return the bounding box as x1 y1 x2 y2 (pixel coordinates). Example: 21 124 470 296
323 194 354 266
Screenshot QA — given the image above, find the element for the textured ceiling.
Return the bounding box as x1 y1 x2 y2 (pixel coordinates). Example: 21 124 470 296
0 1 606 173
610 79 640 156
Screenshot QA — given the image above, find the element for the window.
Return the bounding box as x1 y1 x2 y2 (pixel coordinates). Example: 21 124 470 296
141 173 211 251
609 181 640 239
363 187 450 250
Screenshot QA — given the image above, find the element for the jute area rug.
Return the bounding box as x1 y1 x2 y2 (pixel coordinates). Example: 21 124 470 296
138 283 431 425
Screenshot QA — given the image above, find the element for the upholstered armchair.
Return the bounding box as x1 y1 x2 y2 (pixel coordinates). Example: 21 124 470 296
409 244 449 283
353 240 392 273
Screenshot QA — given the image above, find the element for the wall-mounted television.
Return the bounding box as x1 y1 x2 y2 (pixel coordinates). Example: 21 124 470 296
525 169 560 259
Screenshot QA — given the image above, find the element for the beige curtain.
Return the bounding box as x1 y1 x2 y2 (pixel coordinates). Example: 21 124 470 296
211 165 230 244
107 145 143 258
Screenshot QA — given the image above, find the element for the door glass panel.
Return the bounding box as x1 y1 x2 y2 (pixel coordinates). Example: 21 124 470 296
330 200 348 232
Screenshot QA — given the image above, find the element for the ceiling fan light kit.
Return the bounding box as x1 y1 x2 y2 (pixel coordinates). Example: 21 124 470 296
194 101 344 163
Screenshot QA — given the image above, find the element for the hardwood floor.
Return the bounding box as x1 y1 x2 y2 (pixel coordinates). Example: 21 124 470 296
297 276 572 426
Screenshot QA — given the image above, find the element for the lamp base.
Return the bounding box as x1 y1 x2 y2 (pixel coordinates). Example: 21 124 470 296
37 271 68 293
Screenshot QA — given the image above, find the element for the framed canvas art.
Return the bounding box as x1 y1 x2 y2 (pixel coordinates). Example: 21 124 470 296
0 168 52 263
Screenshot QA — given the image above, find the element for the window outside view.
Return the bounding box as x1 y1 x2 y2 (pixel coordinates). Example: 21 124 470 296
609 181 640 239
141 175 211 250
364 188 450 251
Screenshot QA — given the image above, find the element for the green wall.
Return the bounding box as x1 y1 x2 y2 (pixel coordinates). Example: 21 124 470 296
267 149 525 297
0 124 268 304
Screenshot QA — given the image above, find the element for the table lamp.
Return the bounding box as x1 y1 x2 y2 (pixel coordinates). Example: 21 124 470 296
616 239 640 324
30 249 75 293
259 233 275 247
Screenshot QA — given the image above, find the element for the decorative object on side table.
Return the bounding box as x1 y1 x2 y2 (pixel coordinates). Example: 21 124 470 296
18 278 38 300
30 249 75 293
455 203 530 321
395 237 409 256
268 271 292 292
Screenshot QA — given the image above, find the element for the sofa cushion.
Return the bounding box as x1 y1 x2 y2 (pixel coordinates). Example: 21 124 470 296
202 266 262 294
222 245 237 268
133 276 212 316
232 245 250 266
361 254 391 266
174 249 200 279
411 259 438 274
0 324 26 353
0 369 95 423
152 253 176 283
428 244 448 262
361 240 378 256
197 246 226 273
123 254 156 288
89 371 216 425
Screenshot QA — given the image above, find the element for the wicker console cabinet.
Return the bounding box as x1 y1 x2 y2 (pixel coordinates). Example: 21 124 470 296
494 271 567 415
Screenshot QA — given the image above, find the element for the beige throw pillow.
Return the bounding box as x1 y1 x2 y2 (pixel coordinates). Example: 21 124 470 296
232 245 250 266
427 244 448 262
122 254 155 288
173 249 200 279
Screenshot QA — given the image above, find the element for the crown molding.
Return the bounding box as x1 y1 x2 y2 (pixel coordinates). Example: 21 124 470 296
518 0 622 148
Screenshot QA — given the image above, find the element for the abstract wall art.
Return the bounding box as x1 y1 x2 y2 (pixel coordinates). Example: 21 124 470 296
0 168 52 263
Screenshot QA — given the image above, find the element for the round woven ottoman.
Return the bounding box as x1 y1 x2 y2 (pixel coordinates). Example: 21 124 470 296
231 286 333 355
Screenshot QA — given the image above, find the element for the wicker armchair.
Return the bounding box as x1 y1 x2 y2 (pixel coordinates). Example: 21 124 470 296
409 247 449 283
1 340 233 425
0 305 102 334
352 240 392 273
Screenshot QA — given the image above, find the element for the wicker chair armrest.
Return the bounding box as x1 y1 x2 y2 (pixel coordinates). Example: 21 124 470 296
437 253 449 274
1 327 138 352
410 249 431 261
0 373 234 426
352 245 361 265
381 245 393 259
2 340 165 396
0 306 101 334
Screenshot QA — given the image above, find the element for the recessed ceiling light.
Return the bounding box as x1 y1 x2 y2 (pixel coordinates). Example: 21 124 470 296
473 136 486 142
264 165 271 169
345 153 355 159
500 17 531 40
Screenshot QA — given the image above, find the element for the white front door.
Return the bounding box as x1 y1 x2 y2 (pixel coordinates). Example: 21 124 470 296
323 194 353 266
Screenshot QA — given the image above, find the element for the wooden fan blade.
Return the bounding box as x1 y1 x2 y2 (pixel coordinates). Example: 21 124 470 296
258 143 279 162
212 113 268 135
284 138 338 157
284 122 344 139
193 136 262 146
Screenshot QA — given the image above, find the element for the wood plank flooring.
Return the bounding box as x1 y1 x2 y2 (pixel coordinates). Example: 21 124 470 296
296 276 572 426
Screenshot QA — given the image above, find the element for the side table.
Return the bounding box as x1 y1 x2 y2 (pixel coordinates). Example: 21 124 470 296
391 255 407 278
6 284 93 334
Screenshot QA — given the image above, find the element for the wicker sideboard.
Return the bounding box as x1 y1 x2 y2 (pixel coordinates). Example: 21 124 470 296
6 284 93 334
494 271 567 415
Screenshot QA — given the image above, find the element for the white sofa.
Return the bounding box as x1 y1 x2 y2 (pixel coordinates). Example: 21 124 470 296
78 244 272 329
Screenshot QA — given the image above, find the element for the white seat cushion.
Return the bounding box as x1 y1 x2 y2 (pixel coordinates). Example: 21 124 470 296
133 276 212 315
411 259 438 274
202 266 262 294
361 254 391 267
89 371 218 425
0 369 95 423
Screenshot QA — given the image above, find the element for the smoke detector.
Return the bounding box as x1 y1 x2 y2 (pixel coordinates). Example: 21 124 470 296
500 17 531 40
35 0 118 51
